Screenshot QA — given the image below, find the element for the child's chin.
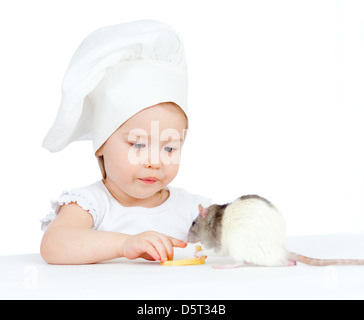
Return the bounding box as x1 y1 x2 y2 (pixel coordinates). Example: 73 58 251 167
131 186 163 199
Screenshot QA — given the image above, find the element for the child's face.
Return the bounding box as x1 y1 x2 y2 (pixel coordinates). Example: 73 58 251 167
97 102 187 205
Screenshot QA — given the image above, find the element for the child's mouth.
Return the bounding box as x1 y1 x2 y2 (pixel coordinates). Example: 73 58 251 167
138 177 159 184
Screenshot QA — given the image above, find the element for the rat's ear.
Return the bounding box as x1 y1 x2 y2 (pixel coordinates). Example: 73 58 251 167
198 204 208 218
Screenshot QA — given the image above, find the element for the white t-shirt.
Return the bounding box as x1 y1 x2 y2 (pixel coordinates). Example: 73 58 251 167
41 180 211 241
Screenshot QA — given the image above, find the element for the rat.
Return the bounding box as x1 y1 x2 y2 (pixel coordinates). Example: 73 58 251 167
187 195 364 268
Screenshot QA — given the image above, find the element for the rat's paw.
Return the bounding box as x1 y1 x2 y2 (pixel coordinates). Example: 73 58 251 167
194 251 207 259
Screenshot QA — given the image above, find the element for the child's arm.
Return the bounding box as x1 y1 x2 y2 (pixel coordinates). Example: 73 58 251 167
40 203 187 264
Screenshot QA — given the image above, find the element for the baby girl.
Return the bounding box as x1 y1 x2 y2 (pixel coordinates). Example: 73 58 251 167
40 20 210 264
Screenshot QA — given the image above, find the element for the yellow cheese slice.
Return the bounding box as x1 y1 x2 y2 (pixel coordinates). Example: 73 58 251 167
160 257 205 266
160 245 205 266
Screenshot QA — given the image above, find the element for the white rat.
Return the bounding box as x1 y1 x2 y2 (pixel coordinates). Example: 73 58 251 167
187 195 364 268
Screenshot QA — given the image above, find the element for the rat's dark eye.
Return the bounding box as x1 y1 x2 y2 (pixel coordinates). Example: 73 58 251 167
192 221 196 227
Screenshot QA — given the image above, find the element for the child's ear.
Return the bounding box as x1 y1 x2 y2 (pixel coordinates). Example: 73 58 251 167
95 145 104 156
96 155 106 180
95 146 106 180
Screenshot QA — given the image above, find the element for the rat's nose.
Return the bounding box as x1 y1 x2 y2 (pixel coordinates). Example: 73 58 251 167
187 231 200 243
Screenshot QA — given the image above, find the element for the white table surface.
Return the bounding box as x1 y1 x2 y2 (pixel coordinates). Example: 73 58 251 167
1 235 364 300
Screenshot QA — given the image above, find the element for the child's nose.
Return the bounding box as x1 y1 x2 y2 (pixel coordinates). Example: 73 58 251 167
144 143 161 168
144 160 161 169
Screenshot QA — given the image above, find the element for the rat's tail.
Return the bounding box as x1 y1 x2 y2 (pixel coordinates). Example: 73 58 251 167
289 252 364 266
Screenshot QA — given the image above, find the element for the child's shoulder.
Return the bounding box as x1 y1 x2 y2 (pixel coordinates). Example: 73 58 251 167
168 186 211 208
55 180 109 210
41 180 108 231
66 180 109 201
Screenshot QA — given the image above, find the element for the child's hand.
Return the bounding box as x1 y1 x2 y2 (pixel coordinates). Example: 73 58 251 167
121 231 187 262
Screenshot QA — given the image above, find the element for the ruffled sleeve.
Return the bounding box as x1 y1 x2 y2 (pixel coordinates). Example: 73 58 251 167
40 182 106 231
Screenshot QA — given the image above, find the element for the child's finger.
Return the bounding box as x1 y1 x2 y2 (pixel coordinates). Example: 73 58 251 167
148 236 169 262
159 236 175 261
143 241 160 261
140 253 156 261
168 237 188 248
159 235 187 261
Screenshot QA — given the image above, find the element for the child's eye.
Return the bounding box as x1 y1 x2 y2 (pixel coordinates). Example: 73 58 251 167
132 143 146 149
164 146 177 153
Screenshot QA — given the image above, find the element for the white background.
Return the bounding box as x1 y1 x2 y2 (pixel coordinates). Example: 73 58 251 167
0 0 363 255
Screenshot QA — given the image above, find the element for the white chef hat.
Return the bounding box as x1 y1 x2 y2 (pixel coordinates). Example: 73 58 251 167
43 20 188 153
